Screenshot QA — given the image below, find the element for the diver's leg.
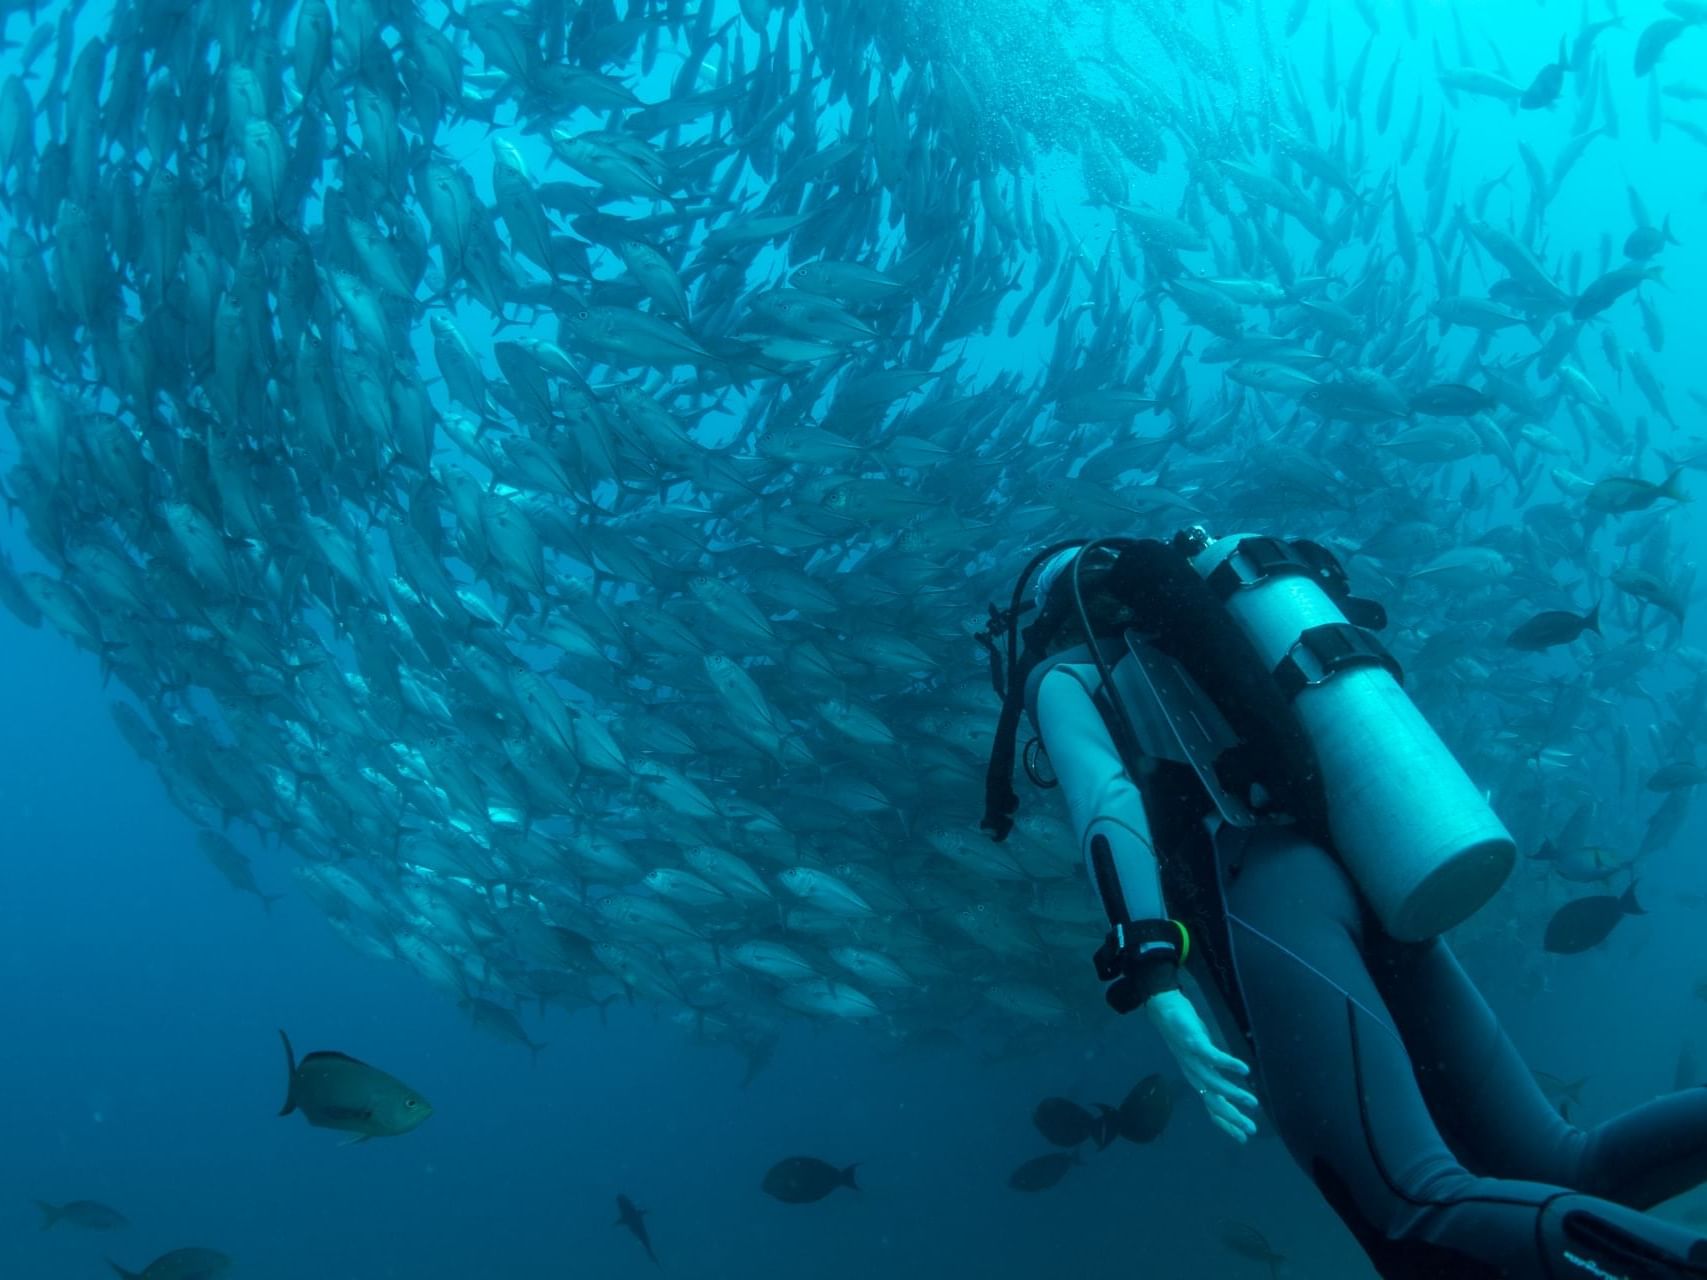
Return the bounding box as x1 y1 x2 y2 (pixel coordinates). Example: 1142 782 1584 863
1218 826 1707 1279
1371 930 1707 1209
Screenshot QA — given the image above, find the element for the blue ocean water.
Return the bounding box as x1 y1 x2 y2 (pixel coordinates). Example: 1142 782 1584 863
3 0 1706 1276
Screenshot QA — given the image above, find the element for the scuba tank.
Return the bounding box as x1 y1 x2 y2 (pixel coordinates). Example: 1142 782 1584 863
1188 532 1515 941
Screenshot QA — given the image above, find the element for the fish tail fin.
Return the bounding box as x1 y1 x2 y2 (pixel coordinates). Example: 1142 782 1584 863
1530 837 1557 863
108 1263 141 1280
1661 468 1689 503
278 1029 299 1116
1622 881 1645 915
529 1040 549 1066
1665 214 1680 247
1584 601 1601 635
35 1202 61 1230
841 1162 861 1191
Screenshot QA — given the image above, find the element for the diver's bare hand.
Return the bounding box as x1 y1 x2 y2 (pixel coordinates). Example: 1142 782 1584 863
1144 989 1259 1143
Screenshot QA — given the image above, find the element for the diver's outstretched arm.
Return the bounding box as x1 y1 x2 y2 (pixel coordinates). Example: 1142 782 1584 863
1034 664 1257 1142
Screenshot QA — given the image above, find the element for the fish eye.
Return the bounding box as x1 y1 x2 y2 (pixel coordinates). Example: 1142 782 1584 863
405 1098 419 1109
577 309 590 319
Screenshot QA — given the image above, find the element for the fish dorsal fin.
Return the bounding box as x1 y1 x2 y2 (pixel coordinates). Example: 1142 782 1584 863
300 1050 370 1067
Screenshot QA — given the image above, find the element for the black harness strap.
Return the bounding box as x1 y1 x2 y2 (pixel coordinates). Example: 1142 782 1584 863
979 540 1088 842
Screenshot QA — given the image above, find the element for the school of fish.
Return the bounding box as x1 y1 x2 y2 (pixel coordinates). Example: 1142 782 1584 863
0 0 1703 1086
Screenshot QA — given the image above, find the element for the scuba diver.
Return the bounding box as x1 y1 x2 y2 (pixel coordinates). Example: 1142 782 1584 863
978 528 1707 1279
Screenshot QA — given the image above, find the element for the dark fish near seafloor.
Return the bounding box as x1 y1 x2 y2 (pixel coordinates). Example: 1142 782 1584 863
1031 1096 1115 1148
616 1193 659 1266
1213 1218 1288 1278
1116 1073 1175 1144
108 1248 232 1280
761 1156 860 1204
1007 1151 1081 1192
36 1199 129 1231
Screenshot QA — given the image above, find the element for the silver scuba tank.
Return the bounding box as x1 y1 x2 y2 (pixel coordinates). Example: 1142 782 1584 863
1189 532 1515 941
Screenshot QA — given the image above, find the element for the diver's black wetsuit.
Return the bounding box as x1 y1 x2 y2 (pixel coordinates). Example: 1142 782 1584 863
1200 821 1707 1280
992 536 1707 1279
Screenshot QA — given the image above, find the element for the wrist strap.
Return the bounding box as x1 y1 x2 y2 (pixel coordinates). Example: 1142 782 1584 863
1093 918 1190 1015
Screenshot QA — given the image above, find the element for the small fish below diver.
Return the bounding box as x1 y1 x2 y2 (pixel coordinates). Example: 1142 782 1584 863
615 1193 659 1266
108 1247 232 1280
1505 602 1600 651
1544 884 1645 954
761 1156 860 1203
1115 1072 1175 1144
277 1029 432 1140
1007 1150 1081 1192
36 1199 129 1230
1213 1217 1288 1278
1533 1070 1587 1117
1031 1096 1115 1148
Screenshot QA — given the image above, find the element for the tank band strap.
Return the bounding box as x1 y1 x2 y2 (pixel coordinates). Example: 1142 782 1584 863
1203 535 1308 598
1274 622 1404 700
1204 535 1390 631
